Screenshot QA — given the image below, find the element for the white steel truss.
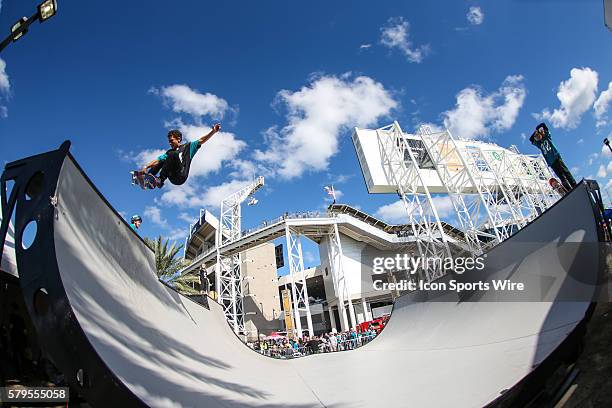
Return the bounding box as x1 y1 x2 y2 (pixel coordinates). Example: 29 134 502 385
325 222 357 331
215 176 264 335
377 121 451 282
417 126 490 254
463 145 525 242
284 226 314 338
386 123 563 262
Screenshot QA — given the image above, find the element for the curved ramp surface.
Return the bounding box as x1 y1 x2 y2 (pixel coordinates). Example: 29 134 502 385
6 145 605 407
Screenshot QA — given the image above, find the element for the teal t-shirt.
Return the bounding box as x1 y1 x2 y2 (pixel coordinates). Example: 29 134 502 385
157 141 201 162
531 133 560 166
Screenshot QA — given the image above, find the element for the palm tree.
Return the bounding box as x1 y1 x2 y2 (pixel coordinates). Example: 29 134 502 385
144 235 200 295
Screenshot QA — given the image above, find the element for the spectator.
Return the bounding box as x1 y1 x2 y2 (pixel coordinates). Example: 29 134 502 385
130 214 142 231
549 178 568 196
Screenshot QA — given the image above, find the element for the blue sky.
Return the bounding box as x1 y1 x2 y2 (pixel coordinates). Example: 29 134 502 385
1 0 611 270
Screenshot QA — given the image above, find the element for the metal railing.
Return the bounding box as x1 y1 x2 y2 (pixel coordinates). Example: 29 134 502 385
249 333 378 359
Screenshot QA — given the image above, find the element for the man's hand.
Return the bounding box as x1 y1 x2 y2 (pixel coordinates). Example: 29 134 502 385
199 123 222 146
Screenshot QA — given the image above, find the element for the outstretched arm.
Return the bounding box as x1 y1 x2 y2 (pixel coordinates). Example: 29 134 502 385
141 159 160 173
198 123 221 147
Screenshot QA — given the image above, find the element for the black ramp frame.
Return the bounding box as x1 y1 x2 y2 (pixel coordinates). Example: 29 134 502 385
1 142 607 407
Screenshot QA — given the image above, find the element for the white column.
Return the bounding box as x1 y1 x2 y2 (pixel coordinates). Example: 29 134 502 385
328 307 337 332
296 235 314 336
362 298 372 321
347 298 357 329
339 303 349 332
333 223 356 329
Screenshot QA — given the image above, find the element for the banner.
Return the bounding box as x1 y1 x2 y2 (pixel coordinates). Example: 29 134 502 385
281 289 294 338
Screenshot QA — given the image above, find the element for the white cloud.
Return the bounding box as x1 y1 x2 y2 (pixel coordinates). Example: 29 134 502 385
442 75 526 139
150 84 230 120
594 81 612 128
0 58 10 118
359 44 372 50
603 143 612 159
167 228 188 241
415 122 446 134
144 206 167 228
375 196 454 224
375 201 406 224
607 161 612 172
0 58 9 94
159 178 251 209
577 138 584 144
537 67 598 129
380 17 430 63
328 174 353 184
178 212 195 223
133 148 166 167
432 196 455 218
254 74 397 179
597 164 607 178
467 6 484 25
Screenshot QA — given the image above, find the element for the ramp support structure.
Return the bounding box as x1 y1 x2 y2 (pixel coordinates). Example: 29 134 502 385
284 225 314 338
377 121 451 281
215 176 264 335
326 222 356 331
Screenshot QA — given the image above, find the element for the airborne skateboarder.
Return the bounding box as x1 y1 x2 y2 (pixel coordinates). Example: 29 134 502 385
139 123 221 188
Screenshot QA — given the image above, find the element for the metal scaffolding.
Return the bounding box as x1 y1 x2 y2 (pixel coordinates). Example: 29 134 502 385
325 223 357 331
284 225 314 338
378 122 562 263
215 176 264 335
377 121 451 281
417 126 491 253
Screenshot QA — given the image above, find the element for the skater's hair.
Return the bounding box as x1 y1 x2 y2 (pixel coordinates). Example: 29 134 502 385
167 129 183 142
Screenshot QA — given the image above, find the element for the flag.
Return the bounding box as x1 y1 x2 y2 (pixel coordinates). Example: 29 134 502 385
324 185 336 202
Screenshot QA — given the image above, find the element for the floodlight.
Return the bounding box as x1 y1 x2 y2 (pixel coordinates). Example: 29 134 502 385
11 17 28 42
38 0 58 22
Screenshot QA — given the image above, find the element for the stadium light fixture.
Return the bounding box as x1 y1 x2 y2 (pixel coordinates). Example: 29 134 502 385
0 1 58 53
10 17 29 42
38 0 58 22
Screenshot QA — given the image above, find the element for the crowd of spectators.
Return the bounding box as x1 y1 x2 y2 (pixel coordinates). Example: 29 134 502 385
248 328 379 359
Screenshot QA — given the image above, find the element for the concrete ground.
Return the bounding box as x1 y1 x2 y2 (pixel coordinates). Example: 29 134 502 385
563 245 612 408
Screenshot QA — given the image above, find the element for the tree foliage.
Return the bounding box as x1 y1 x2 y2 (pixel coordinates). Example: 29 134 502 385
144 235 200 295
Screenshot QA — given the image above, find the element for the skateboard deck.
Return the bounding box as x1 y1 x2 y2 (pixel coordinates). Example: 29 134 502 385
130 171 160 190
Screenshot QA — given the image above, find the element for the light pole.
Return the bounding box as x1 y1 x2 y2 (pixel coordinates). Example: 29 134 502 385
0 1 58 53
605 138 612 154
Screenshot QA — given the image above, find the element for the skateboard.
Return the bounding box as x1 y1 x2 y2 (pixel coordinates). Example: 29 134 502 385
130 170 161 190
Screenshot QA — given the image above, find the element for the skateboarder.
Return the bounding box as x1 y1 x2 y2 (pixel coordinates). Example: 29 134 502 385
130 215 142 231
530 123 576 191
140 123 221 187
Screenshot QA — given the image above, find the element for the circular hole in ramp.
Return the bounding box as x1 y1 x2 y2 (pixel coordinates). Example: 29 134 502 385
25 171 44 201
21 220 38 250
33 288 49 315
